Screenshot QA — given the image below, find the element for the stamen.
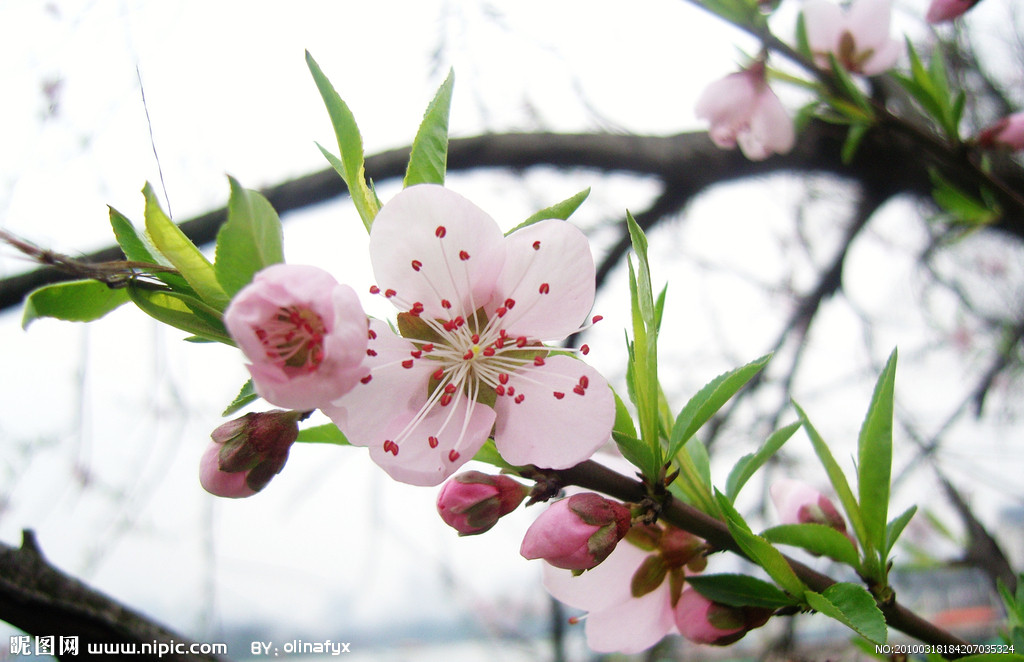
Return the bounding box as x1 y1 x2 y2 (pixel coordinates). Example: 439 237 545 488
435 225 447 238
459 250 470 261
360 375 373 384
538 283 550 294
411 259 423 271
383 440 399 456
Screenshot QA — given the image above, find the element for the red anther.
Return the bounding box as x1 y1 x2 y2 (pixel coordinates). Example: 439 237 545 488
428 436 439 448
383 440 399 456
360 374 373 384
553 391 565 399
495 385 506 396
443 320 456 332
444 383 457 394
448 450 460 462
515 394 525 404
532 240 541 250
495 337 506 348
578 375 589 388
505 298 516 309
421 343 434 352
369 285 380 294
384 288 397 298
409 302 425 316
441 299 452 309
592 315 603 323
459 250 470 261
367 349 378 357
440 393 453 407
538 283 550 294
402 359 415 369
435 225 447 238
573 385 586 395
455 316 465 327
432 368 445 381
471 334 480 344
410 350 423 359
534 356 545 366
580 344 590 355
255 328 268 341
516 336 528 348
498 373 510 384
507 386 515 396
411 259 422 271
482 347 495 357
496 307 507 318
368 329 377 339
463 349 475 360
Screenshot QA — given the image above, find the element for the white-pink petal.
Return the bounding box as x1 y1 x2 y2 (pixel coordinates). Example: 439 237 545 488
492 356 613 468
584 582 676 654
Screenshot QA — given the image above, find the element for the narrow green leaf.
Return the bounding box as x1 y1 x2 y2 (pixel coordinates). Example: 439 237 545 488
883 505 917 558
612 389 638 440
404 68 454 188
142 183 229 310
794 402 868 550
686 573 798 609
761 524 861 567
126 285 232 344
222 380 258 416
828 54 872 114
109 206 193 294
506 188 591 236
668 354 771 458
306 51 380 230
215 176 285 297
716 491 807 598
613 431 656 480
842 123 870 164
806 583 887 644
858 349 897 558
22 280 129 329
296 423 350 445
683 437 712 491
726 421 800 501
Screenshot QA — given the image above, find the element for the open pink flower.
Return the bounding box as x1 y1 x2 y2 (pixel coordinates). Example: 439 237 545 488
803 0 901 75
543 523 706 654
926 0 982 23
322 185 614 486
224 264 369 410
695 61 795 161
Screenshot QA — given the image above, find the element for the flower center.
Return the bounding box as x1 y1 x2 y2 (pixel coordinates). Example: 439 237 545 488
255 305 327 373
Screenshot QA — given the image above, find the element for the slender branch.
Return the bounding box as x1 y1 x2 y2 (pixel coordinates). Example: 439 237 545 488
541 460 973 655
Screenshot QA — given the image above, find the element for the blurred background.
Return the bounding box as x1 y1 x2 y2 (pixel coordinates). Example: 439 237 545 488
1 1 1023 659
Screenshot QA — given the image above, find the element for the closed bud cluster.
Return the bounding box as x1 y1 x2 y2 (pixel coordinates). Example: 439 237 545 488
520 493 632 571
199 410 303 498
436 471 529 535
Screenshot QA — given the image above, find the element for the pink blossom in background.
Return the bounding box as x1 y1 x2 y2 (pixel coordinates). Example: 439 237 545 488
976 112 1024 151
803 0 901 75
695 61 795 161
520 493 631 570
770 478 850 536
436 471 529 535
224 264 369 410
926 0 982 23
323 185 615 486
199 410 302 498
674 588 772 645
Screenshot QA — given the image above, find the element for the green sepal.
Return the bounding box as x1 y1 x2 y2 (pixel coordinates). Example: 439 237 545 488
686 573 799 609
215 176 285 297
631 553 668 598
506 188 591 236
22 279 130 329
404 69 455 188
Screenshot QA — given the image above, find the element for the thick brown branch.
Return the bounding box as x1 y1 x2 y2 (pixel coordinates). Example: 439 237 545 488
0 530 230 662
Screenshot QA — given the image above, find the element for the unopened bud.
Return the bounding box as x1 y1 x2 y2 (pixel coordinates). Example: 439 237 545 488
977 112 1024 151
520 493 631 571
436 471 529 535
674 588 772 645
770 478 849 533
199 410 302 498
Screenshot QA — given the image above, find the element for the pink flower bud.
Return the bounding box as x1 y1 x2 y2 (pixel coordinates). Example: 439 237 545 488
436 471 529 535
770 478 849 533
674 588 772 645
520 493 632 571
199 410 302 498
224 264 369 410
926 0 982 23
976 112 1024 151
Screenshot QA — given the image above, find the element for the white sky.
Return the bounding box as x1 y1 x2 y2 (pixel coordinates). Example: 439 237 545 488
1 0 1022 657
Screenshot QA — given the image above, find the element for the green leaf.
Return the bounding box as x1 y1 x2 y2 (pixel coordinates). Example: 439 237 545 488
215 177 285 297
716 491 806 598
668 354 770 458
827 54 872 115
109 206 193 294
683 437 712 491
222 380 258 416
805 583 887 644
726 421 800 501
506 188 591 236
296 423 350 445
761 524 860 567
613 430 656 480
126 284 232 344
404 69 454 187
842 123 870 164
470 439 516 469
306 51 380 231
858 349 897 559
22 280 129 329
794 402 868 551
686 573 798 609
142 183 229 310
883 505 917 558
928 168 1000 226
